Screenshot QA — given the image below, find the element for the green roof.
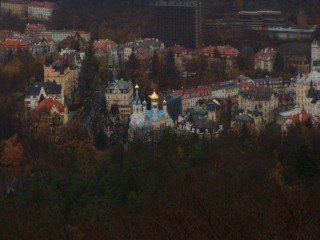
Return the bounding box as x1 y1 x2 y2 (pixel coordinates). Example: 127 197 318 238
107 79 130 90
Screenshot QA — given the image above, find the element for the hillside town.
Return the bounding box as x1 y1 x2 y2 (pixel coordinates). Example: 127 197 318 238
1 0 320 239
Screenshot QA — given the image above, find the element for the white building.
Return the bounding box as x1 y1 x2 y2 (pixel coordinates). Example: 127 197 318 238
311 39 320 71
28 1 58 21
254 47 277 72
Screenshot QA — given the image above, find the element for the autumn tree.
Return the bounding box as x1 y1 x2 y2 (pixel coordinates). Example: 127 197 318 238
0 134 23 167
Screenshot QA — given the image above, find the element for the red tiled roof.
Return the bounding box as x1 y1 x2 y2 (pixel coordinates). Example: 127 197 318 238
36 98 65 114
162 45 189 55
201 45 239 58
29 1 58 8
93 39 116 50
240 82 254 89
0 40 30 49
288 109 314 123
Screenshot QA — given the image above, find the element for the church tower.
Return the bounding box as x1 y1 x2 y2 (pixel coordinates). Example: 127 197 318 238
132 84 142 114
150 89 159 120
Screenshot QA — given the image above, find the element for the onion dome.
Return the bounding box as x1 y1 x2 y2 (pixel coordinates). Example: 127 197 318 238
163 99 167 105
135 83 139 89
142 100 147 106
150 89 159 101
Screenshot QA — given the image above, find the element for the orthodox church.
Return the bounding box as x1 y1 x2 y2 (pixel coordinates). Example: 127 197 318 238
128 84 174 140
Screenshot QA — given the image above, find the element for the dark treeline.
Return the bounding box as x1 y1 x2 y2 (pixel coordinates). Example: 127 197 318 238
1 118 320 238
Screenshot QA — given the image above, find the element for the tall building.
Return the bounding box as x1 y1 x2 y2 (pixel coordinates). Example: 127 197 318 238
154 0 202 49
238 11 287 30
0 0 29 19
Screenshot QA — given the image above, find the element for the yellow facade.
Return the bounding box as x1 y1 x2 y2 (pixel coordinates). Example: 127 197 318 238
44 65 79 99
1 1 28 18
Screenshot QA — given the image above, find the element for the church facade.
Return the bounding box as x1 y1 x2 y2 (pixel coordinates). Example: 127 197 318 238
128 85 174 141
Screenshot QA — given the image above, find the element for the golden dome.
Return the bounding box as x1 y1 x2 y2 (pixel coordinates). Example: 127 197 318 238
150 89 159 100
135 84 139 89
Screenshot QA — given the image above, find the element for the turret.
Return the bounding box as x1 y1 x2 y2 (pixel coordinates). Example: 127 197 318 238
142 100 147 113
163 99 167 112
150 89 159 120
132 83 142 114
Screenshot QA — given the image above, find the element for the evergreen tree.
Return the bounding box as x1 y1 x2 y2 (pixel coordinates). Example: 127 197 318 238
165 50 179 88
151 51 160 80
94 128 107 150
125 53 140 81
273 52 284 72
295 140 318 180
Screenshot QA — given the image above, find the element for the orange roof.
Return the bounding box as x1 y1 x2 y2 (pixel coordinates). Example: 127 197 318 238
36 98 65 114
93 39 116 50
0 40 30 49
288 109 314 123
162 45 189 55
201 45 239 58
254 47 277 60
29 1 58 8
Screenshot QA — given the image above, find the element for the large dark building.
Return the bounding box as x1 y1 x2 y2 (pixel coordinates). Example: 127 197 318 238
154 0 202 49
238 11 288 30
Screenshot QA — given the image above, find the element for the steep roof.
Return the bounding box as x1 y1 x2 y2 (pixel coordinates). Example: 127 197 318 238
36 97 65 114
26 81 62 97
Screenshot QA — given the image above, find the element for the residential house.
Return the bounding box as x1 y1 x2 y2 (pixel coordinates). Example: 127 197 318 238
252 77 291 93
93 39 118 68
25 81 63 110
201 45 240 73
0 39 30 58
238 86 278 123
211 80 239 99
282 109 315 132
44 50 84 99
118 38 164 64
105 79 134 118
161 44 191 71
36 97 68 124
175 85 211 112
254 47 277 72
177 99 222 137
